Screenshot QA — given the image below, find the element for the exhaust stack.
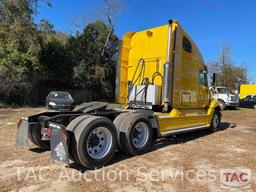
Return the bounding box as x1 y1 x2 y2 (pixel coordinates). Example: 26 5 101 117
163 20 172 112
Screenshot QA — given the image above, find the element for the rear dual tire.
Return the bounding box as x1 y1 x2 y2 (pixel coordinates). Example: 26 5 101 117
68 116 117 169
66 115 92 163
114 113 154 156
28 124 50 150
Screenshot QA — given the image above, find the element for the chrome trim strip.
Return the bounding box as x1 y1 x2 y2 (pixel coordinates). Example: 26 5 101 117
159 114 209 119
158 116 174 119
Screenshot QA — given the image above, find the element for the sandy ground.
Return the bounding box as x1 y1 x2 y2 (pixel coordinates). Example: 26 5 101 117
0 107 255 192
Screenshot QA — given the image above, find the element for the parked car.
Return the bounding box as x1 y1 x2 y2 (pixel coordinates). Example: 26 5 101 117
239 95 256 109
46 91 75 111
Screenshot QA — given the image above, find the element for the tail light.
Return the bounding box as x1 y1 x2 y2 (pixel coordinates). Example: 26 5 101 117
61 130 68 141
47 129 51 137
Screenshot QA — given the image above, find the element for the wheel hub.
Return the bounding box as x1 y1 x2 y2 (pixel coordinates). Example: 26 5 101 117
88 133 100 148
131 122 149 148
133 128 141 138
86 127 112 159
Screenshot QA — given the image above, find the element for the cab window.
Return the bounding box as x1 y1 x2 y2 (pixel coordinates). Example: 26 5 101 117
217 88 228 94
199 71 207 86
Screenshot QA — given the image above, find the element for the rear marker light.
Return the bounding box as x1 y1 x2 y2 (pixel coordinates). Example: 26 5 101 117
47 129 51 137
61 130 68 141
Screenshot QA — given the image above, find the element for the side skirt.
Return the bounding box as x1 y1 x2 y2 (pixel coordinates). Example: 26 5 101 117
160 125 210 137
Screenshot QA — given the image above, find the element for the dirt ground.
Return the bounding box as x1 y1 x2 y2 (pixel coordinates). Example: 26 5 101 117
0 107 255 192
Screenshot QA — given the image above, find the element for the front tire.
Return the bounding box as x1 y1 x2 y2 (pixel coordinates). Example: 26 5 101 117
210 110 221 132
219 100 226 110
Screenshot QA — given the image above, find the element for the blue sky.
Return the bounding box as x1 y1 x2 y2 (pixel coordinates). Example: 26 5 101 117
35 0 256 83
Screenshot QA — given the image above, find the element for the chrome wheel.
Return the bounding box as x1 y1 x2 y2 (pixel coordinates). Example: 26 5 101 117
87 127 112 159
131 122 149 148
213 113 219 129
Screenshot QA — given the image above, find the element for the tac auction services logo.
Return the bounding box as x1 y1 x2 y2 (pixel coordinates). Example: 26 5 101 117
220 169 251 189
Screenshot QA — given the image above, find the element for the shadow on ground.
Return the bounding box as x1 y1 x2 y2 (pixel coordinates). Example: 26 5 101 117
68 122 232 172
29 147 48 153
225 107 241 111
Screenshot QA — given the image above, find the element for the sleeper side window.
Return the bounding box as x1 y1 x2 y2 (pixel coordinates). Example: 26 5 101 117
183 36 192 53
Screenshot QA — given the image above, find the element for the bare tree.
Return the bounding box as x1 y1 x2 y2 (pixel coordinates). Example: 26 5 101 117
207 44 248 91
71 0 123 46
97 0 123 56
71 13 93 32
219 45 233 67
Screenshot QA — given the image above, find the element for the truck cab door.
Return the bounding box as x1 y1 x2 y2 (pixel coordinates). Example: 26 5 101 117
199 70 209 107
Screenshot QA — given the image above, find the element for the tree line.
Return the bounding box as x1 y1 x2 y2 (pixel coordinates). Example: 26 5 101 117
0 0 249 106
0 0 119 106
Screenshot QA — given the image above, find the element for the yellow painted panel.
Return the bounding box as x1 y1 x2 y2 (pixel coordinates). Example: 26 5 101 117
240 84 256 99
127 25 168 87
117 25 169 104
115 20 221 134
171 22 207 109
117 20 209 110
156 107 212 134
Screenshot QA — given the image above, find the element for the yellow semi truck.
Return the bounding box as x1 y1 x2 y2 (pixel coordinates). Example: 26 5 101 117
16 20 221 169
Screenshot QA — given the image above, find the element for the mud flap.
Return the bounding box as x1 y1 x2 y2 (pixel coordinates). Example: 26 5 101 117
49 122 70 166
16 118 29 147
